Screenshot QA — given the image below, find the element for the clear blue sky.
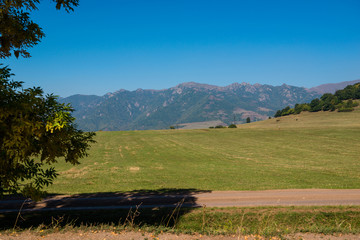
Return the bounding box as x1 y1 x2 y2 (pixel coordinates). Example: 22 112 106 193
5 0 360 97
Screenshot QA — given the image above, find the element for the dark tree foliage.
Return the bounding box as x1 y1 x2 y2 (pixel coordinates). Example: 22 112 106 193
274 83 360 118
274 110 281 118
294 103 305 114
335 83 360 100
274 106 295 117
0 66 95 199
0 0 79 58
0 1 95 200
320 93 339 111
309 98 322 112
246 117 251 123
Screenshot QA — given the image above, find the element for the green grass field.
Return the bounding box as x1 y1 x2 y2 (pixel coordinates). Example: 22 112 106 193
46 107 360 194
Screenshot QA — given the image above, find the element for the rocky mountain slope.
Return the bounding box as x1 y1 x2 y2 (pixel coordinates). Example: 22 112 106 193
61 82 323 131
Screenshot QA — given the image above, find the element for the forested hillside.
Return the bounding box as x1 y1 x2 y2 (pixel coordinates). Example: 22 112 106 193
275 83 360 117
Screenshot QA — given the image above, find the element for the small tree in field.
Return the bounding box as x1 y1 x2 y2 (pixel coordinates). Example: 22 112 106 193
0 66 95 199
246 117 251 123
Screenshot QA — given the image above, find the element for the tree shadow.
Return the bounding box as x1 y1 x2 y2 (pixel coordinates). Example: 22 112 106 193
0 188 211 230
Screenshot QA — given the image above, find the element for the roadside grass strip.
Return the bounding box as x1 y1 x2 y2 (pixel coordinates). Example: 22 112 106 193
1 206 360 237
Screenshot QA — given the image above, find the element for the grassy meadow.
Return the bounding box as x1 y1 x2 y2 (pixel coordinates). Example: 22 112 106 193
46 107 360 194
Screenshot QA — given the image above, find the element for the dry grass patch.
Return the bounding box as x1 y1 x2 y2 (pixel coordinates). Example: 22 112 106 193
60 167 89 179
129 167 140 172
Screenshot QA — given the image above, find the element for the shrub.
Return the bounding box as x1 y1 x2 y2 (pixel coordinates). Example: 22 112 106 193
228 124 237 128
310 98 322 112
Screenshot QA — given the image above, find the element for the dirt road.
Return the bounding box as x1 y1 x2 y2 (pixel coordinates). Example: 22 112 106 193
1 189 359 213
196 189 360 207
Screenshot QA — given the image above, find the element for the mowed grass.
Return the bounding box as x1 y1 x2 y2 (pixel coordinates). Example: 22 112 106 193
46 107 360 194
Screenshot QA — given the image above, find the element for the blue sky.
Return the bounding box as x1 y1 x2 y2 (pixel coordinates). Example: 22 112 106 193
4 0 360 97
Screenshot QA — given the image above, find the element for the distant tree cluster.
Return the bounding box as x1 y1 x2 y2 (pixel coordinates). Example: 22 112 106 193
274 83 360 117
209 124 237 129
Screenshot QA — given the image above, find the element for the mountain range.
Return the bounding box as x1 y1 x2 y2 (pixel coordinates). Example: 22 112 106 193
61 79 360 131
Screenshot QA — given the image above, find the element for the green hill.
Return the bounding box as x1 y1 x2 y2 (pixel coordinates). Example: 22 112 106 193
275 83 360 117
242 100 360 130
46 106 360 194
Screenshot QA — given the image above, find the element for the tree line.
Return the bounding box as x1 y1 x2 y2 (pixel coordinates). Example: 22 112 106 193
275 83 360 117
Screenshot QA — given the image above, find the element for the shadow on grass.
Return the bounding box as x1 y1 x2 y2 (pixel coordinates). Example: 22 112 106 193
0 188 211 230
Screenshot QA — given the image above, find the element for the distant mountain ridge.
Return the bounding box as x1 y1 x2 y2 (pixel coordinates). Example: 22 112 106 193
60 82 315 131
60 80 358 131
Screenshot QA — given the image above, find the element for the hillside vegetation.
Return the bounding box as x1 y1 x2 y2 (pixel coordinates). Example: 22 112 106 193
275 83 360 117
46 106 360 194
240 100 360 130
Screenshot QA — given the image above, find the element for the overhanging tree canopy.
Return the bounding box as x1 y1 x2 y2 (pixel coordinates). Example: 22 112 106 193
0 0 96 200
0 0 79 58
0 65 95 199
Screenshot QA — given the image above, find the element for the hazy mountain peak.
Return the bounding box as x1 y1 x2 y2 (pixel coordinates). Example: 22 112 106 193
223 83 241 90
175 82 219 90
309 79 360 94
